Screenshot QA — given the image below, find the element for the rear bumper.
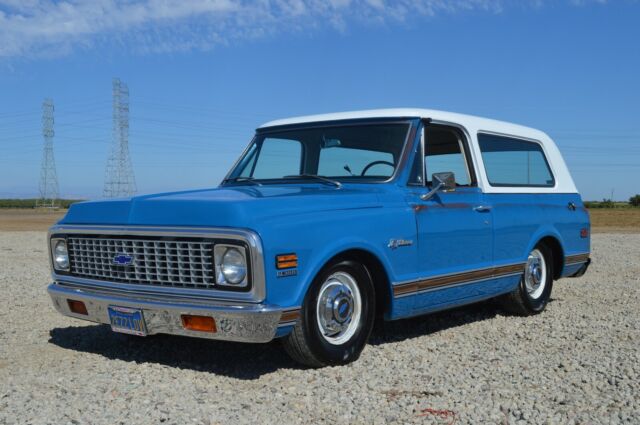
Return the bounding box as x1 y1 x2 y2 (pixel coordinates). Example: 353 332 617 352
48 282 298 343
569 258 591 278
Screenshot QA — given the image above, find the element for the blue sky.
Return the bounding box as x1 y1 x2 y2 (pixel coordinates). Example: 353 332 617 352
0 0 638 201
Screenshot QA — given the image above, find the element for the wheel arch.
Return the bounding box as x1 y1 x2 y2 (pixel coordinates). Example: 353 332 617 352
535 235 565 280
322 248 392 321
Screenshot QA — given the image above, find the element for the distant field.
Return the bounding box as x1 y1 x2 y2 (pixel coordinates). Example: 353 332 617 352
0 209 66 231
588 208 640 233
0 207 638 232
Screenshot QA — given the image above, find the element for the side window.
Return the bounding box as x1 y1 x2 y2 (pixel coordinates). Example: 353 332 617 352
478 134 554 187
424 127 472 186
251 138 302 178
318 147 394 177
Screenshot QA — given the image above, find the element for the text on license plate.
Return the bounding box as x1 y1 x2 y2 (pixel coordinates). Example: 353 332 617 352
108 306 147 336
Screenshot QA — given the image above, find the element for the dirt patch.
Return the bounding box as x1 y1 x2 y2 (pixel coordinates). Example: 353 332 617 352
589 208 640 233
0 209 66 231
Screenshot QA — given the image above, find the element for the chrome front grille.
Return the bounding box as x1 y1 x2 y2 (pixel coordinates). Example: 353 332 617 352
67 236 215 289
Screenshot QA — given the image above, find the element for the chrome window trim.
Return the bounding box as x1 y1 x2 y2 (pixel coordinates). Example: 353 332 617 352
224 134 259 182
406 119 427 187
48 224 266 303
453 130 473 185
421 119 477 188
476 130 558 189
420 124 426 185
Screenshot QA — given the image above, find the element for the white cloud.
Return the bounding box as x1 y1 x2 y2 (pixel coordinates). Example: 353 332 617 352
0 0 614 59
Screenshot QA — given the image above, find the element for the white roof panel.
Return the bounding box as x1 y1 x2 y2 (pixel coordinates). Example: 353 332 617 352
260 108 544 137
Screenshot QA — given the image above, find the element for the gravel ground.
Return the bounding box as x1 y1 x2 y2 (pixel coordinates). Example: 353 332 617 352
0 232 638 424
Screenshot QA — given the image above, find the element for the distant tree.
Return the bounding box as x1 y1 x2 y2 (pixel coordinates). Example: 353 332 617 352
600 198 615 208
0 198 82 209
630 194 640 207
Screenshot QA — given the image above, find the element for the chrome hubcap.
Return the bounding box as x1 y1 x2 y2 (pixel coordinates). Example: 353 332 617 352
316 271 362 345
524 249 547 299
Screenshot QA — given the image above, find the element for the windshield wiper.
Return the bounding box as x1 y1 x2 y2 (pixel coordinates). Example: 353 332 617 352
283 174 342 188
222 177 262 186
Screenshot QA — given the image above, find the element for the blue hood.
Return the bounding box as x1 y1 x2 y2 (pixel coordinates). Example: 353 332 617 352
60 184 383 229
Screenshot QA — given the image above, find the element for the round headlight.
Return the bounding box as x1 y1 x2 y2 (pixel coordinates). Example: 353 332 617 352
221 248 247 284
54 240 69 270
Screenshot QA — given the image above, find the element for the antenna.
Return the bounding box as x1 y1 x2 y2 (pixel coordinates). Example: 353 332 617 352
103 78 137 198
37 98 59 208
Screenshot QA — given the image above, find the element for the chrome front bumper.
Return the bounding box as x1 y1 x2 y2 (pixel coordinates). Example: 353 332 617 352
48 283 298 343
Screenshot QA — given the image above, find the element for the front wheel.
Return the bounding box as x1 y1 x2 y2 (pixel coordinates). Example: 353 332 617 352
499 243 554 316
282 260 375 367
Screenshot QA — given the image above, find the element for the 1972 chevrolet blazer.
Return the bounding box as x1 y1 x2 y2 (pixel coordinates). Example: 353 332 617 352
48 109 591 366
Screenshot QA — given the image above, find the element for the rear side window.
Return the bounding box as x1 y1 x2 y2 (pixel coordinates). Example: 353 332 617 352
478 134 554 187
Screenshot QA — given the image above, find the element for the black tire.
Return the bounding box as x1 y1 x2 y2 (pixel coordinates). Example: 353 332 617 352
499 243 554 316
282 260 375 367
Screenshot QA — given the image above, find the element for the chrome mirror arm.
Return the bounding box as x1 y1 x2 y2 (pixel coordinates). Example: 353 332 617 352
420 181 444 201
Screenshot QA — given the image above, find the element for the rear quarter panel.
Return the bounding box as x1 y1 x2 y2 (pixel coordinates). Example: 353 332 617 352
487 193 590 274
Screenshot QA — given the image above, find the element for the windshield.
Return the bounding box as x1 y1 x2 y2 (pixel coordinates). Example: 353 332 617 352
224 122 411 185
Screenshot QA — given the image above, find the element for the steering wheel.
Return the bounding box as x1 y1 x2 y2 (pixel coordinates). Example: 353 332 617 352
360 160 395 176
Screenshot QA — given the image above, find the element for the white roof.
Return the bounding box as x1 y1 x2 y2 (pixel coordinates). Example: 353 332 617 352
260 108 545 137
260 108 578 194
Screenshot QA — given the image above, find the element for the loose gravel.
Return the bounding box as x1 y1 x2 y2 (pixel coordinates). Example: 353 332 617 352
0 231 639 424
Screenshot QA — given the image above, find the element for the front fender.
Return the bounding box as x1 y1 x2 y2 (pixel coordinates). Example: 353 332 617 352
257 205 417 308
295 236 394 303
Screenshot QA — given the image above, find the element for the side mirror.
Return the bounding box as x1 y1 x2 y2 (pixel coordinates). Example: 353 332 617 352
420 171 456 200
433 172 456 190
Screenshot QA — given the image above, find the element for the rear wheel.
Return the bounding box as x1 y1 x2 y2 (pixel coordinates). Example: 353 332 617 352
500 243 553 316
282 260 375 367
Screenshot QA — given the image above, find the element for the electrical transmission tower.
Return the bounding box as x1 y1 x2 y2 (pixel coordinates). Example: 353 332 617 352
37 99 59 208
103 78 137 198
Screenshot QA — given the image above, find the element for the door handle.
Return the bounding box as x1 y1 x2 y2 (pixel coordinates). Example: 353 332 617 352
473 205 492 212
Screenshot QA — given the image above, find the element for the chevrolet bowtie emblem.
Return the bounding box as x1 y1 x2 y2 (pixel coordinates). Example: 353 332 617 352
113 253 134 266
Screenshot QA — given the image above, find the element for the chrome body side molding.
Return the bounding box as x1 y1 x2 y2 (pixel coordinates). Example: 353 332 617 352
392 262 526 298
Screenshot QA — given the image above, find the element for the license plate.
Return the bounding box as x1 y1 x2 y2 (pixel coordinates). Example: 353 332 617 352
108 306 147 336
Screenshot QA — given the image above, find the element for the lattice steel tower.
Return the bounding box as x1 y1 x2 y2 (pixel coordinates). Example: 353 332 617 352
104 78 137 198
37 99 59 208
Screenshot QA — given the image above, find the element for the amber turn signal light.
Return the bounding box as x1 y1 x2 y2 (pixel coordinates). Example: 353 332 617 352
181 315 217 333
67 299 88 315
276 253 298 269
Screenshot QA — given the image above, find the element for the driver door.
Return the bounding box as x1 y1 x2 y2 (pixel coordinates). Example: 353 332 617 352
407 124 494 312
